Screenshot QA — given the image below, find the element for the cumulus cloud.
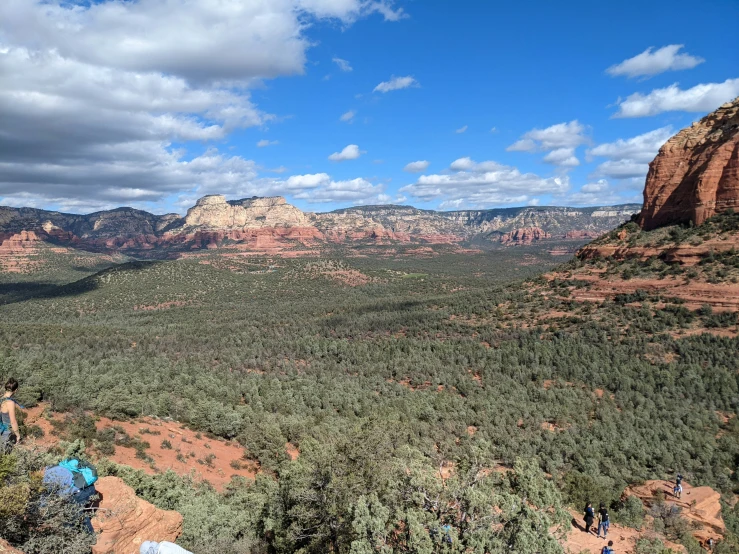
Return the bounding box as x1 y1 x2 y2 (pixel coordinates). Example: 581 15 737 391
508 121 588 152
614 79 739 118
328 144 363 161
340 110 356 122
403 160 430 173
455 125 468 134
566 179 641 206
400 157 569 209
0 0 402 210
607 45 704 79
373 75 418 93
507 120 588 167
332 57 353 72
542 148 579 167
257 139 279 147
589 126 673 179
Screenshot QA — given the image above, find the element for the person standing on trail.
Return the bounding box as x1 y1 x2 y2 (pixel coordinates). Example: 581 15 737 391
673 482 683 499
584 502 595 534
601 539 614 554
1 378 22 452
676 472 683 487
597 503 610 538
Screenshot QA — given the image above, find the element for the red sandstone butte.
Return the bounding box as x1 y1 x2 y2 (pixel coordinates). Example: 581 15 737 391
500 227 551 245
638 96 739 230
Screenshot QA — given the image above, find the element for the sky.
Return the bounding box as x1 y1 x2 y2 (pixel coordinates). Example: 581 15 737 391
0 0 738 216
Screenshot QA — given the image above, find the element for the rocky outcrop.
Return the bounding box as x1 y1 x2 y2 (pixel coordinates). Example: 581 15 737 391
626 480 724 545
638 96 739 230
500 227 551 245
184 195 311 229
92 476 183 554
0 198 640 260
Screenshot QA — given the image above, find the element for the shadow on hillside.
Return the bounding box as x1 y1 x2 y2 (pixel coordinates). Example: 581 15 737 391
0 260 162 306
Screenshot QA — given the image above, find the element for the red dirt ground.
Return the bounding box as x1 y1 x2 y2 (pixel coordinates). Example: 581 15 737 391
563 510 686 553
23 404 258 492
626 480 725 545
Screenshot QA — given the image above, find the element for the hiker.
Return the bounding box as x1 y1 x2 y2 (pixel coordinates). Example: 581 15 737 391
140 541 193 554
705 537 714 550
1 378 22 452
601 539 614 554
597 503 610 538
676 472 683 487
43 457 99 534
584 502 595 534
673 482 683 499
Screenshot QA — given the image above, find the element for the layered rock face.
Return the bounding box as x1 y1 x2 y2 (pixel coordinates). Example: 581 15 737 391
92 476 183 554
638 96 739 230
0 197 640 259
499 227 551 245
184 195 311 229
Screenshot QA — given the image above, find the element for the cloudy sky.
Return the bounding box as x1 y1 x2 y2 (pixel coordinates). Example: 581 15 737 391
1 0 737 214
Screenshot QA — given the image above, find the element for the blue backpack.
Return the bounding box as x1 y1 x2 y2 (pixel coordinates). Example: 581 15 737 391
43 458 98 499
601 547 614 554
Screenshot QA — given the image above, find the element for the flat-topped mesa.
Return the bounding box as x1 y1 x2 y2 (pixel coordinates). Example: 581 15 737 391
183 195 312 229
638 96 739 231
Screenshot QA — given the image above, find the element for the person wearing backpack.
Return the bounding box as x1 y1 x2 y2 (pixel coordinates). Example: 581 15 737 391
597 503 610 538
1 378 22 452
673 483 682 499
601 539 614 554
583 502 595 534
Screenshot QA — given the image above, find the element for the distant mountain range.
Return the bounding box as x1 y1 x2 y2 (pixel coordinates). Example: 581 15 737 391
0 196 640 258
0 196 640 261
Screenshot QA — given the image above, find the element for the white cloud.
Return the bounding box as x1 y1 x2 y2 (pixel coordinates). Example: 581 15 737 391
542 148 579 167
607 45 704 78
403 160 430 173
614 79 739 118
507 120 588 152
507 121 588 167
328 144 363 161
401 157 569 209
455 125 468 134
373 75 418 93
589 126 673 179
490 127 498 133
566 179 641 206
257 139 279 147
332 57 353 72
589 127 673 162
340 110 356 122
293 177 385 204
0 0 402 209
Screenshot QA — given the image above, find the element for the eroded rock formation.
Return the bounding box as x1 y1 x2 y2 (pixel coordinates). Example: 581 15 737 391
638 96 739 230
0 199 640 261
500 227 551 245
92 476 183 554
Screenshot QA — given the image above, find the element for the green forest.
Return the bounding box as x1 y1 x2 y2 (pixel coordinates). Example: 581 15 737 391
1 232 738 553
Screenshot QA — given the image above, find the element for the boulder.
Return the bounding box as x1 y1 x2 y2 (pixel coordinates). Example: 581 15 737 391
638 96 739 230
92 476 183 554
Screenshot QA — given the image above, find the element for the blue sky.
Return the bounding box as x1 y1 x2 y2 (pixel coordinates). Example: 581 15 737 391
0 0 737 214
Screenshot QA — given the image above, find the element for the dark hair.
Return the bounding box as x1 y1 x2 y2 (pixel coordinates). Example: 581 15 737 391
608 540 613 546
4 378 18 392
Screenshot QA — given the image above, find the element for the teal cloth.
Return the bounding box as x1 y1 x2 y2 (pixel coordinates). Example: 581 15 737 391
59 459 96 486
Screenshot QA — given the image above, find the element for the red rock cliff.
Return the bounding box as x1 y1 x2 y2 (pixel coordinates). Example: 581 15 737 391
638 96 739 230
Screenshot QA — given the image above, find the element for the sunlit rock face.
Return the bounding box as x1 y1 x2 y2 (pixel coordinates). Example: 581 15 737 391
638 97 739 231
